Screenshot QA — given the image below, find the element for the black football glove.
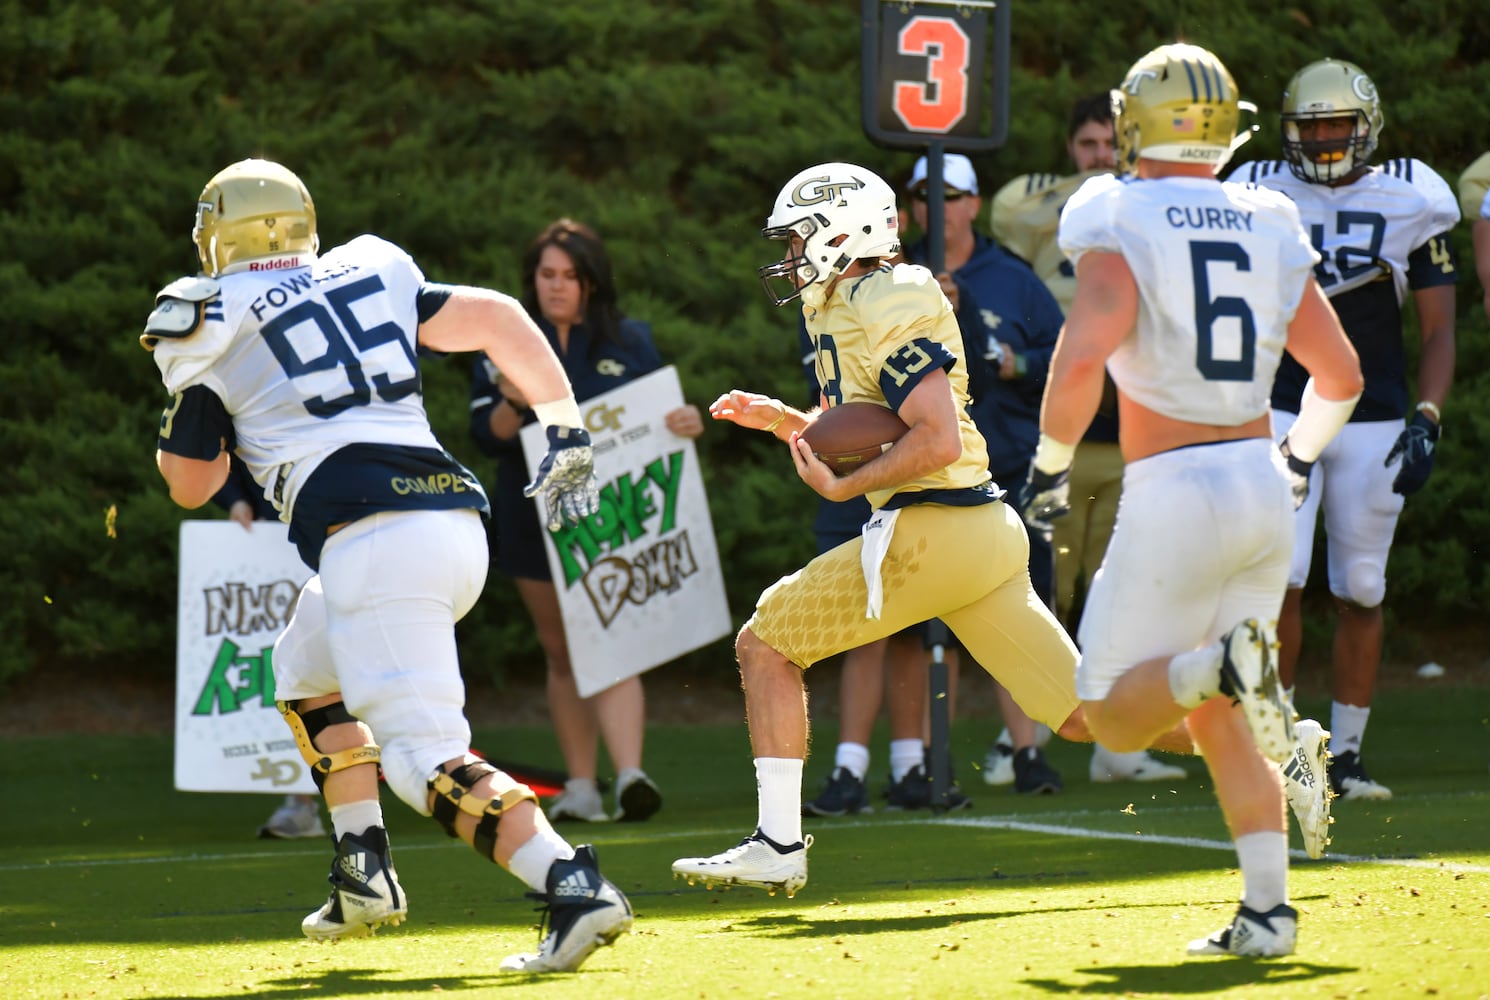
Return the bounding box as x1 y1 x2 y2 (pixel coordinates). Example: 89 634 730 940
523 425 601 531
1018 465 1070 529
1384 411 1440 496
1277 438 1315 510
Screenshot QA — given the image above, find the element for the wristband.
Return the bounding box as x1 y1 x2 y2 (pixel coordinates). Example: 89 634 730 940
763 407 786 433
1285 378 1360 463
532 395 583 430
1415 400 1442 423
1033 433 1076 475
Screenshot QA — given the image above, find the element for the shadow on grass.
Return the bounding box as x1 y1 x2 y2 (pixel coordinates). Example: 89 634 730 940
674 891 1334 941
144 963 634 998
1021 960 1357 994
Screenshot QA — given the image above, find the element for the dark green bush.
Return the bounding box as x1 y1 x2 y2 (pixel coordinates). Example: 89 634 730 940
5 0 1487 689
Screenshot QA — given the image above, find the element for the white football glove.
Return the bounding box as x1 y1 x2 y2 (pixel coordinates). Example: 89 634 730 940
523 426 601 531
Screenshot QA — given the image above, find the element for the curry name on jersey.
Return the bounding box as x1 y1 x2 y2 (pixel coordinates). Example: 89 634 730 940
799 262 994 511
1225 158 1460 419
1059 173 1320 426
149 234 487 567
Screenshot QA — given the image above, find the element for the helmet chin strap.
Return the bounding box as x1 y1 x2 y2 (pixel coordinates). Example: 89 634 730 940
1218 101 1261 171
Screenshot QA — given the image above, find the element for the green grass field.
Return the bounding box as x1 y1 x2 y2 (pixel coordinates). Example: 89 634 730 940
3 685 1487 999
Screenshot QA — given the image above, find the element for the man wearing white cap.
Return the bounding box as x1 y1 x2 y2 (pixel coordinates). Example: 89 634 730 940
901 151 1067 795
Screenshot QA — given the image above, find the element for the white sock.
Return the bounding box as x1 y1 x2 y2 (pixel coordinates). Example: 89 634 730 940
889 739 924 782
1168 642 1223 708
1330 702 1370 755
755 757 805 847
1235 831 1289 912
995 726 1012 747
329 799 382 840
834 742 870 781
508 829 575 892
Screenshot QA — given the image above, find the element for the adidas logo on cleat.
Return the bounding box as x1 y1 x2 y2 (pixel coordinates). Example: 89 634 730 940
553 871 596 900
337 851 372 886
1283 747 1316 788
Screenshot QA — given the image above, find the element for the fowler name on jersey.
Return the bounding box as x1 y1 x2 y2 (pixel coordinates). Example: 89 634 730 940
150 235 488 567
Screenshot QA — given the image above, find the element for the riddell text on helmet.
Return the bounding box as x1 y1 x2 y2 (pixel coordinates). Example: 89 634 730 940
249 256 306 271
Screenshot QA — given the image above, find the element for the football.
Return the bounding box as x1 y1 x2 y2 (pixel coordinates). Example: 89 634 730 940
801 402 909 476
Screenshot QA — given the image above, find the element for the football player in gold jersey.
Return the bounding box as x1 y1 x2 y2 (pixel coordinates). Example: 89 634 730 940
670 161 1197 900
1460 151 1490 322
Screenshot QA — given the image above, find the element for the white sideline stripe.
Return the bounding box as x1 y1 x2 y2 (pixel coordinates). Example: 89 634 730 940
937 815 1490 873
8 811 1490 876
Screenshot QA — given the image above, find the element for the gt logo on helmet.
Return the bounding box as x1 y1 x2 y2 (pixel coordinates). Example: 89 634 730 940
791 177 864 208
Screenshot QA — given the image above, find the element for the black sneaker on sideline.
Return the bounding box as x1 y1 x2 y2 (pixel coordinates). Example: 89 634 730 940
1013 747 1063 795
615 772 663 822
885 764 971 811
803 767 872 817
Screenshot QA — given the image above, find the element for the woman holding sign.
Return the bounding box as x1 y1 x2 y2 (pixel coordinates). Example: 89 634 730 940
470 218 704 823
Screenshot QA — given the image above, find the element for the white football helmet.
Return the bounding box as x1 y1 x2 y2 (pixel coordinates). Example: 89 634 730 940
1281 59 1383 184
757 162 900 306
193 158 318 276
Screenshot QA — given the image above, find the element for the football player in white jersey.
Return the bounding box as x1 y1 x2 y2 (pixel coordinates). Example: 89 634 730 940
1026 44 1362 955
1459 151 1490 322
990 92 1189 787
145 159 632 972
1227 60 1460 802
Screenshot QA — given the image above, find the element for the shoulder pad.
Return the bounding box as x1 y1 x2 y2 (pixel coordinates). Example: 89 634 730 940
141 276 222 351
155 274 221 305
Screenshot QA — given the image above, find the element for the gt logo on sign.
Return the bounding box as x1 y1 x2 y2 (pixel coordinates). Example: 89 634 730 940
792 176 864 207
585 402 626 433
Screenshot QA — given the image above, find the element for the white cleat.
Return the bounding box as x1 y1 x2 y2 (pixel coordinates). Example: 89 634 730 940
671 829 813 898
1187 903 1298 957
1089 745 1188 783
302 827 408 941
500 845 633 973
1283 719 1334 858
1218 619 1295 765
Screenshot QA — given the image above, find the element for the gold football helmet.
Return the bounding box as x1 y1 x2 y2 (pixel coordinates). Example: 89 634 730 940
193 159 318 276
1281 59 1383 184
1110 43 1254 175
